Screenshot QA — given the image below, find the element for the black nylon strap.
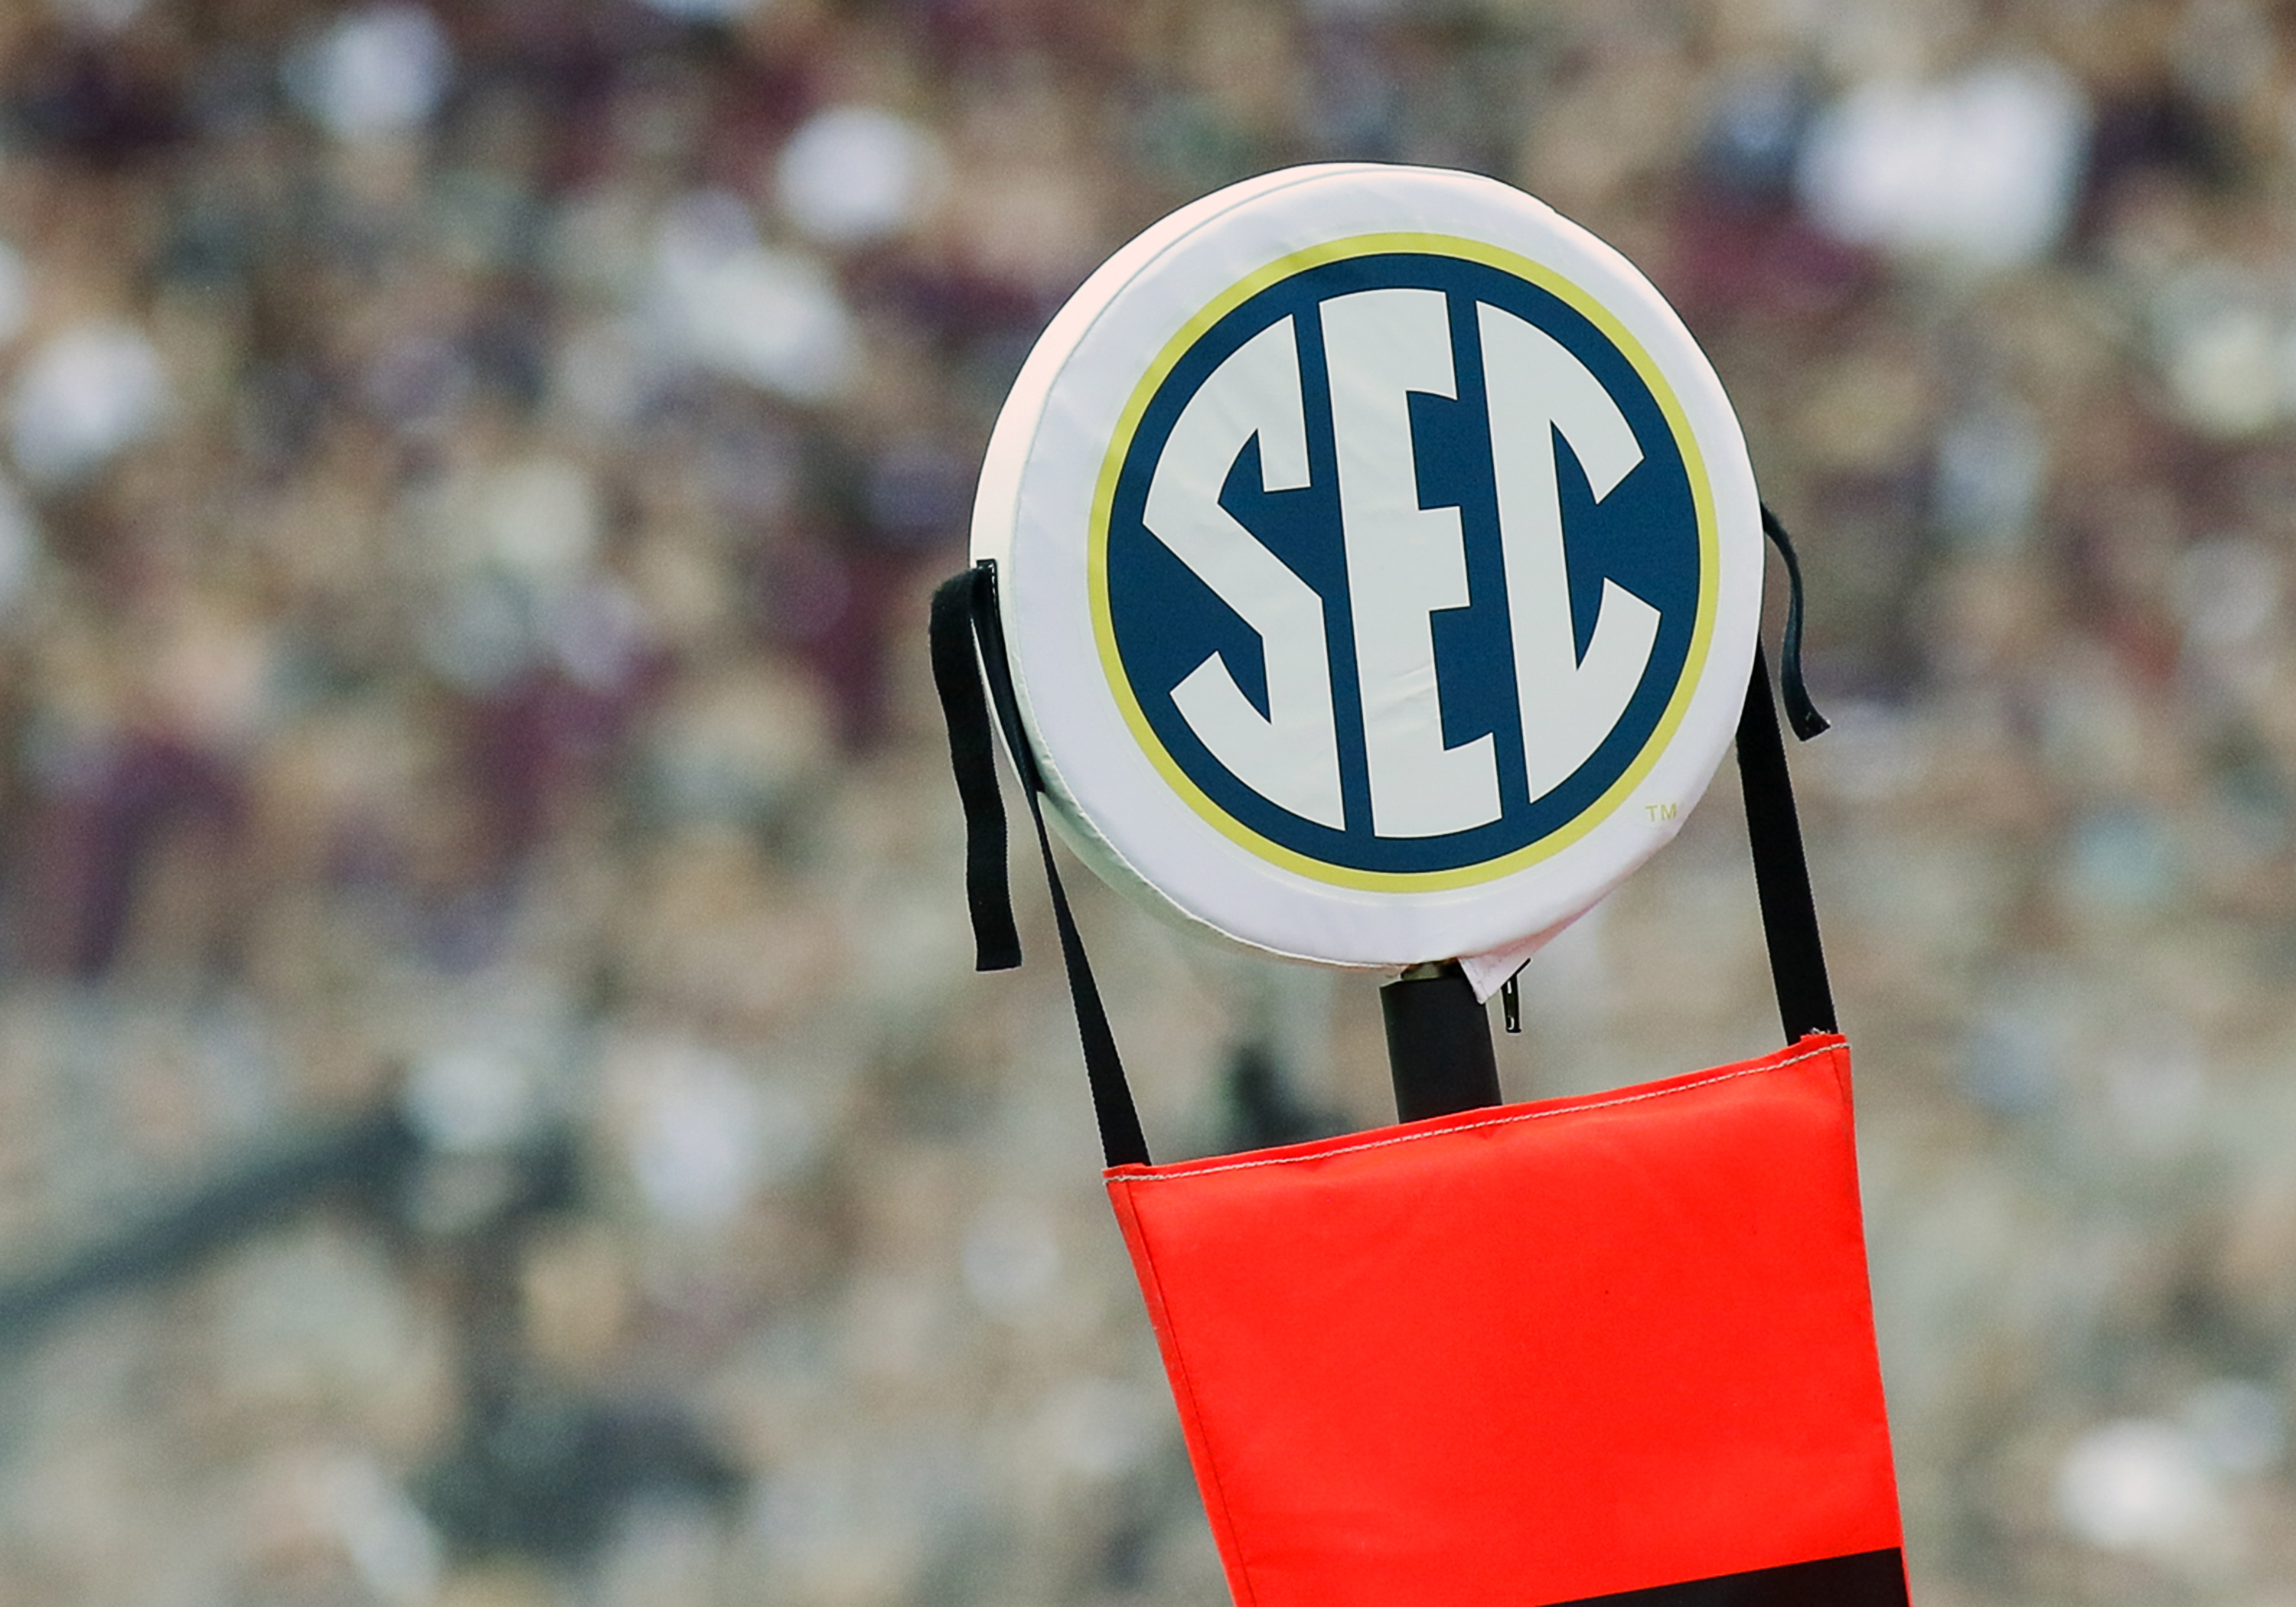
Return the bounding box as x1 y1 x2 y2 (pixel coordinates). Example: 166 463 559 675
1736 639 1836 1040
934 504 1837 1163
929 572 1022 971
1760 503 1830 741
929 562 1150 1169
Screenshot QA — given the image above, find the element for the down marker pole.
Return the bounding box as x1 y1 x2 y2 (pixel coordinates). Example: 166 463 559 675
1381 962 1502 1123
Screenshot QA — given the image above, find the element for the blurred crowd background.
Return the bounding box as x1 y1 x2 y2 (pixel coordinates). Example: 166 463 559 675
0 0 2290 1602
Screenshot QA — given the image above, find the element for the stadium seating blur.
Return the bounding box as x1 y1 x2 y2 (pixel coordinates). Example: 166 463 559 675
0 1 2290 1601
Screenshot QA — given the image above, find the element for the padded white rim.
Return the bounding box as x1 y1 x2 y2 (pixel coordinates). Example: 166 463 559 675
972 164 1761 972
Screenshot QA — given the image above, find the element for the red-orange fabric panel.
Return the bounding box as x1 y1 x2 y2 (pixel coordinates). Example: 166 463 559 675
1105 1034 1903 1607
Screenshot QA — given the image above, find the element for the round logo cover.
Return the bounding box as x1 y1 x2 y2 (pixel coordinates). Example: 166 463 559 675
973 165 1762 974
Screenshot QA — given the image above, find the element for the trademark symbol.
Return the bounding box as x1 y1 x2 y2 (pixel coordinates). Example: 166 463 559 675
1644 802 1678 822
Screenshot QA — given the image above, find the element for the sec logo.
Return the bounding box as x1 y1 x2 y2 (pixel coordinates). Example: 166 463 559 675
975 166 1762 980
1098 245 1711 884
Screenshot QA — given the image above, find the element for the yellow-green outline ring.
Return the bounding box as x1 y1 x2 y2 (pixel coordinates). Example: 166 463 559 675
1086 232 1719 892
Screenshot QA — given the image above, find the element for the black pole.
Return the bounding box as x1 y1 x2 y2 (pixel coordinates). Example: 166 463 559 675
1381 962 1502 1123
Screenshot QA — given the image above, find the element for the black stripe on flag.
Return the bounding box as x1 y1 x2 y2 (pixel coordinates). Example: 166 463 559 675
1550 1547 1909 1605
